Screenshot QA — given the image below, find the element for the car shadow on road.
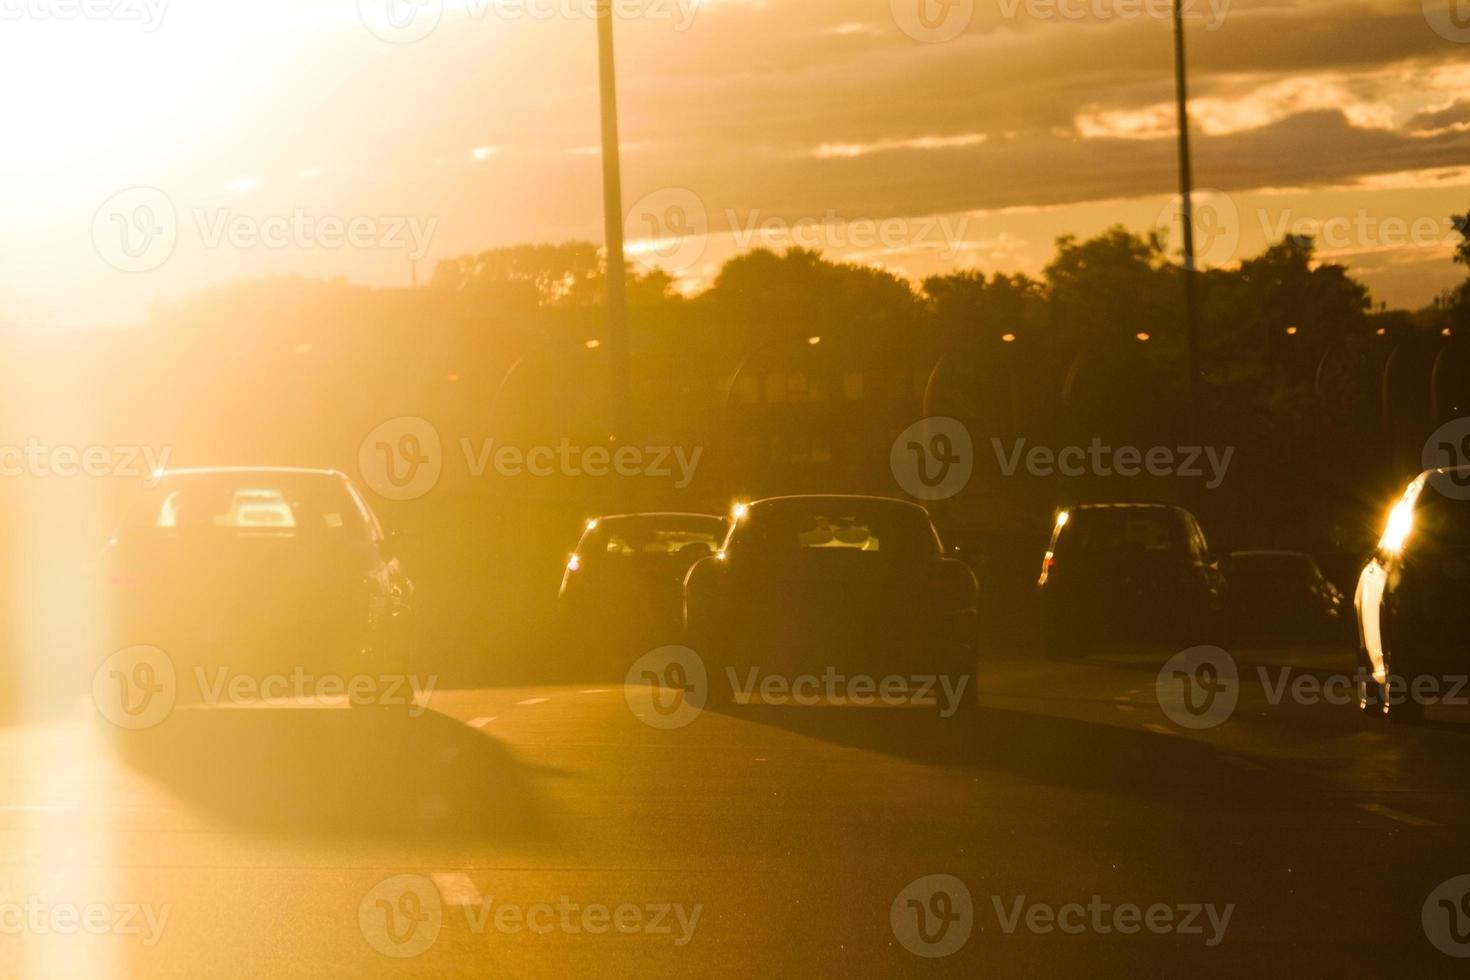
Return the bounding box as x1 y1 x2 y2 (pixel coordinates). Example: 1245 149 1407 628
705 701 1313 803
104 705 561 844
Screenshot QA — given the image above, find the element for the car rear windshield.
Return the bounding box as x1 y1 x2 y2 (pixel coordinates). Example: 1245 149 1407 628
735 502 939 558
133 475 372 539
1056 509 1186 557
581 518 727 561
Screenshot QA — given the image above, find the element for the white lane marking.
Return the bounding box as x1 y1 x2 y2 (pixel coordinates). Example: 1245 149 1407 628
430 872 483 907
468 716 495 728
1219 755 1265 772
517 697 550 706
581 688 610 694
1356 803 1440 828
1114 704 1136 713
1143 723 1173 736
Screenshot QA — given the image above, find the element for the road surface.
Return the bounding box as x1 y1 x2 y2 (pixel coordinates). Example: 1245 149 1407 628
3 643 1470 977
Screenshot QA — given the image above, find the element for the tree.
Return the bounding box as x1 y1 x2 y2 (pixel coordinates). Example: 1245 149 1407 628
1043 227 1176 353
699 247 920 350
921 270 1047 348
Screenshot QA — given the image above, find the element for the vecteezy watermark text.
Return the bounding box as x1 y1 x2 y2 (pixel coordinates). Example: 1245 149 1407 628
358 416 704 502
890 873 1233 957
357 0 698 44
357 874 701 958
0 897 171 946
93 187 437 274
990 894 1233 946
725 666 971 718
93 646 435 729
0 440 170 486
991 438 1235 489
0 0 168 30
994 0 1230 30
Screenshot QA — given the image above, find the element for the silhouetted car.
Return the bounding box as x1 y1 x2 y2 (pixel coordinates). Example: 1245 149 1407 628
559 512 730 653
1222 550 1347 644
1355 469 1470 722
102 467 414 705
1038 503 1227 658
682 495 978 687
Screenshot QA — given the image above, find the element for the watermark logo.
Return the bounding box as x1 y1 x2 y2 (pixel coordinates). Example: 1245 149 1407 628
626 187 710 276
358 418 704 501
625 645 707 730
1424 0 1470 43
358 0 444 43
1155 189 1239 269
93 187 178 273
1423 418 1470 500
360 875 443 958
93 645 177 730
891 0 974 42
1156 646 1238 730
891 874 973 957
891 417 974 501
1425 874 1470 957
94 646 435 728
360 416 443 502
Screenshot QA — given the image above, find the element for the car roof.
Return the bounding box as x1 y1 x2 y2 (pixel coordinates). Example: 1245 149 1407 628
1068 502 1181 511
750 494 928 513
588 512 728 523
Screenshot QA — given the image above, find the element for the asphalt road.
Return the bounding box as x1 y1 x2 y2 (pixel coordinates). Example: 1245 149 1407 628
4 642 1470 978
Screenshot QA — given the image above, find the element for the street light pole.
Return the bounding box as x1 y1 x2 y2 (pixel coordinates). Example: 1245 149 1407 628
597 0 632 450
1172 0 1201 444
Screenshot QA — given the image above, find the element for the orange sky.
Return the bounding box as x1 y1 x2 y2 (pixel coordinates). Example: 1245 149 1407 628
2 0 1469 326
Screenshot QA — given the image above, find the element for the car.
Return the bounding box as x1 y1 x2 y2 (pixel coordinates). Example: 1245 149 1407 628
101 467 415 707
1355 468 1470 722
1222 550 1347 645
1037 502 1227 659
559 512 730 655
682 495 979 699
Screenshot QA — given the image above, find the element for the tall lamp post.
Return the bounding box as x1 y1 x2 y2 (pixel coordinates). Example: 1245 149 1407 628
1173 0 1201 444
597 0 632 449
